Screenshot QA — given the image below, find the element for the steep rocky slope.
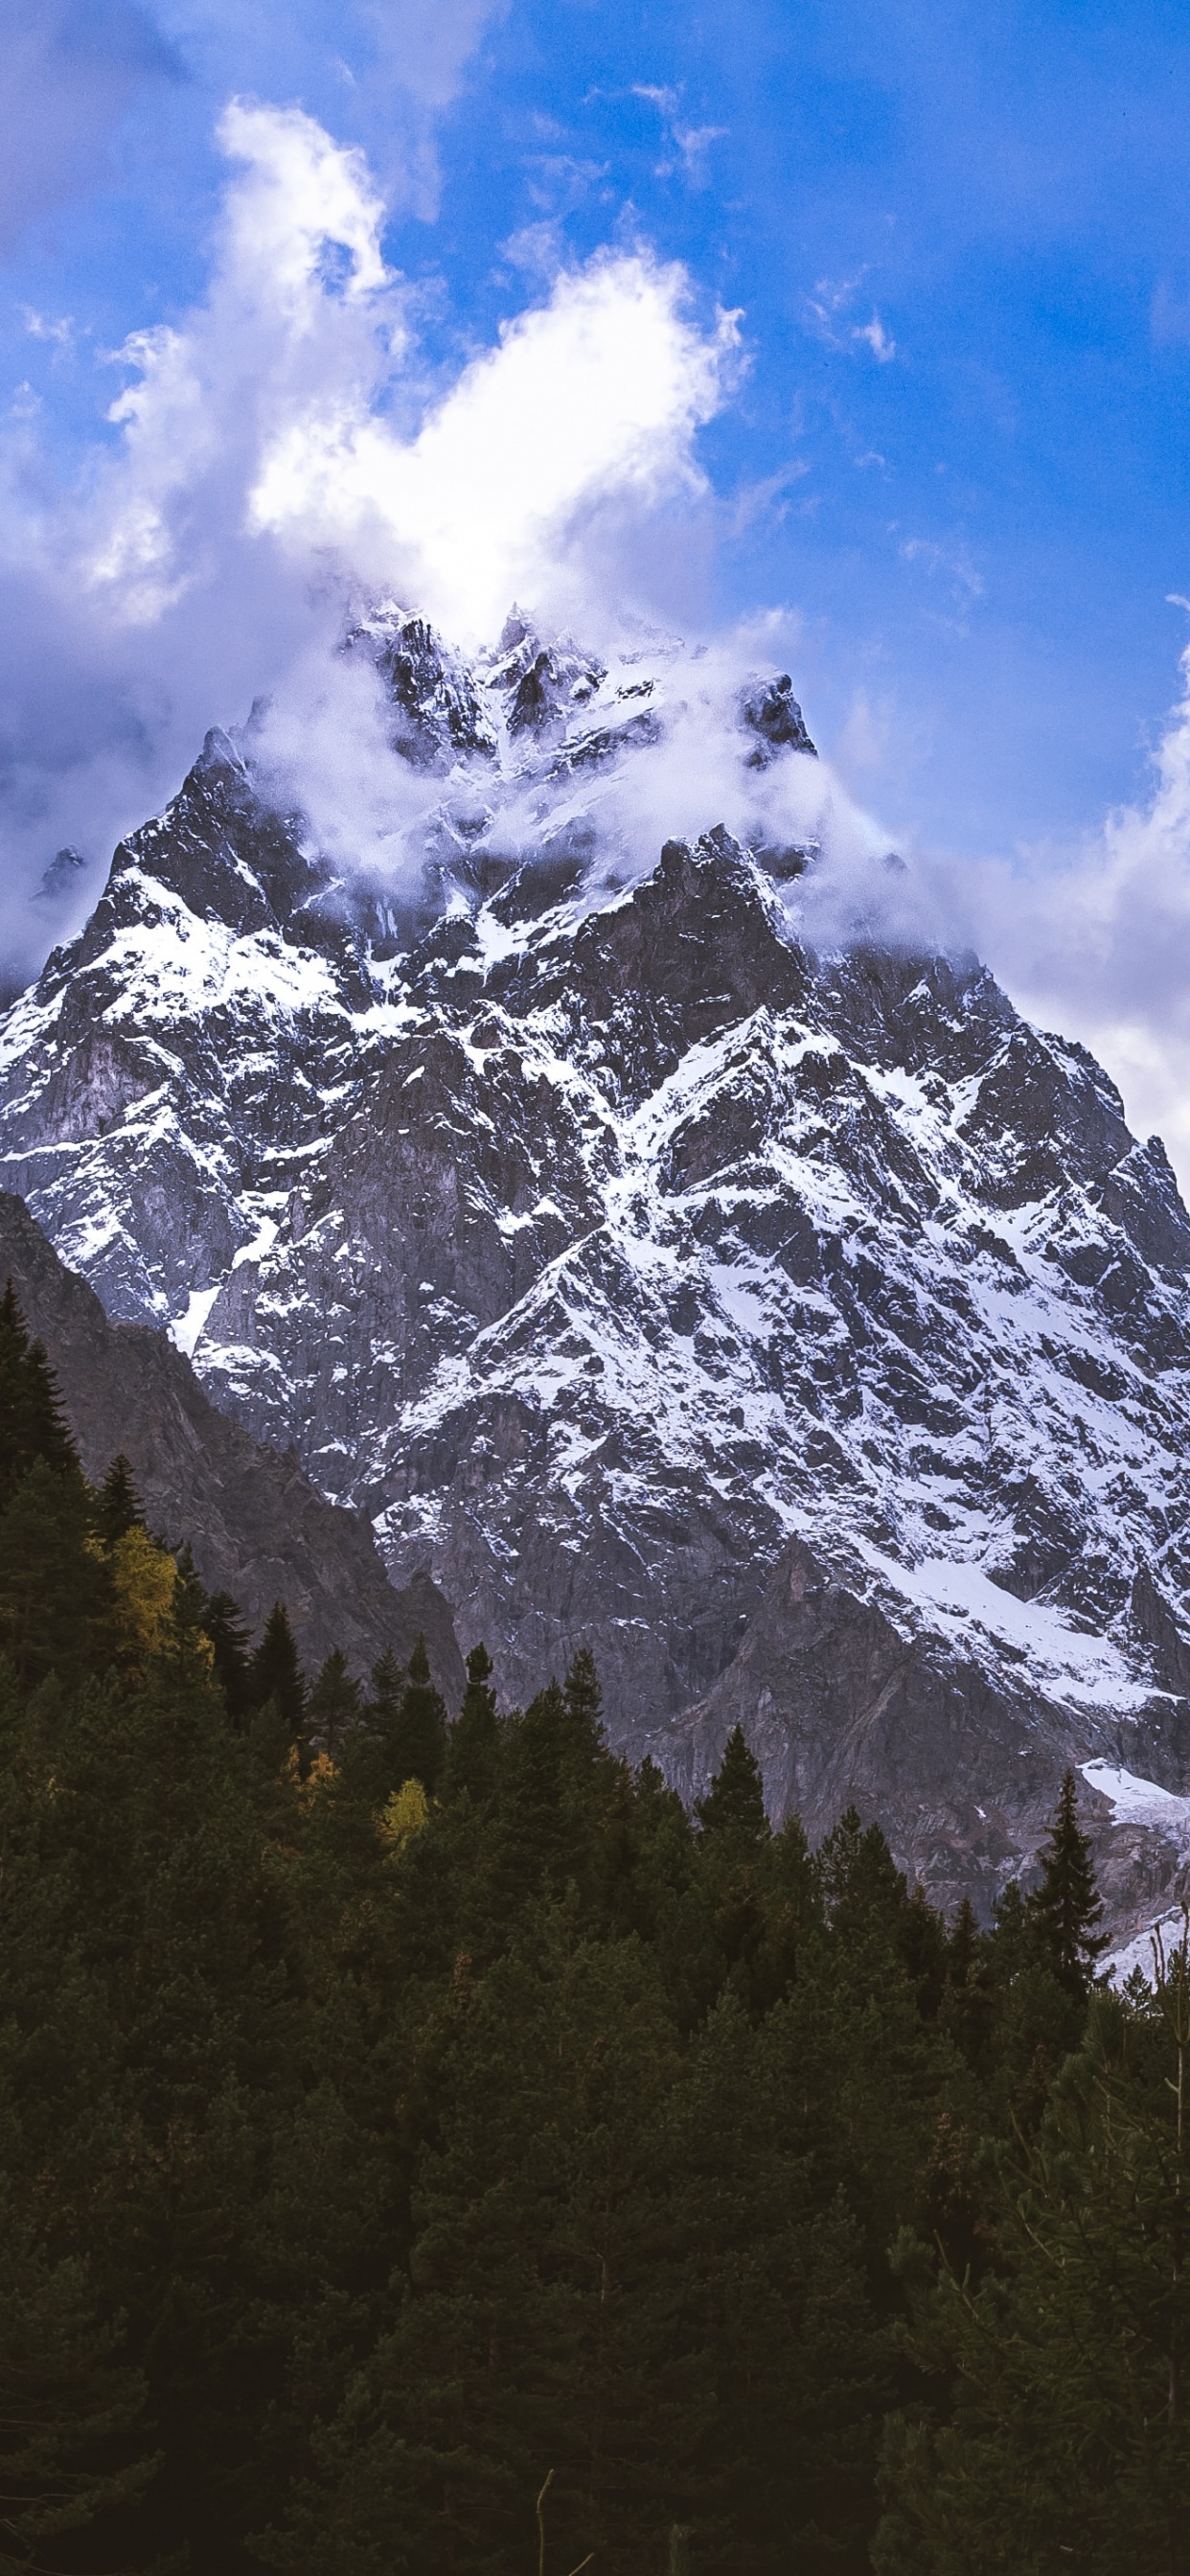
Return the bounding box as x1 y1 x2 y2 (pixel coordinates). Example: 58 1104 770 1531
0 1190 462 1692
3 604 1190 1920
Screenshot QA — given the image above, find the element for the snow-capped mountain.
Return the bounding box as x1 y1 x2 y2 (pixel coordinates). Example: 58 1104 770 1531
4 604 1190 1921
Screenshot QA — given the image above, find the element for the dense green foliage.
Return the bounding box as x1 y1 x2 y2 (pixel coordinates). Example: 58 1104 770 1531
0 1283 1185 2572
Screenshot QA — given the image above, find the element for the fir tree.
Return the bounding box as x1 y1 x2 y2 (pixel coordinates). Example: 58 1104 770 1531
368 1644 402 1726
938 1897 996 2077
202 1590 255 1724
333 1644 403 1809
695 1725 768 1852
1028 1768 1108 1998
562 1644 606 1763
0 2177 156 2567
472 1681 593 1943
0 1283 78 1507
444 1641 501 1804
817 1806 915 1969
94 1452 146 1549
248 1600 309 1767
390 1636 447 1794
307 1648 362 1760
0 1456 111 1688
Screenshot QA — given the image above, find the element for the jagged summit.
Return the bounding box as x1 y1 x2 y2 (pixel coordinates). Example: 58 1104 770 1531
4 605 1190 1928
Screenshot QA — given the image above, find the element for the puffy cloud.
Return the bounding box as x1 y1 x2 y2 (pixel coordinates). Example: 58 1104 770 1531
47 96 736 637
958 646 1190 1190
0 101 738 974
249 249 740 644
83 101 401 621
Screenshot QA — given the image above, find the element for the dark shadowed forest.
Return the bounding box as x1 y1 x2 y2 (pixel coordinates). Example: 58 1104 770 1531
0 1285 1187 2576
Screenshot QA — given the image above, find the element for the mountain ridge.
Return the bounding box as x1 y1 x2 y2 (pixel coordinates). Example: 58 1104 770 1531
5 604 1190 1922
0 1187 464 1696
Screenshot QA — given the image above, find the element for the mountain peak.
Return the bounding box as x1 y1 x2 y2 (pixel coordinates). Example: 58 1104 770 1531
4 609 1190 1932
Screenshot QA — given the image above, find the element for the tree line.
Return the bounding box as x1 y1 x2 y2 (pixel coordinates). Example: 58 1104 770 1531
0 1282 1186 2575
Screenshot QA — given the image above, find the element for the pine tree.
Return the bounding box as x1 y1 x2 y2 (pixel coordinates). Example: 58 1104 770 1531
562 1644 606 1763
444 1641 501 1804
695 1726 768 1852
368 1644 402 1728
202 1589 254 1724
333 1644 403 1809
0 1283 78 1507
390 1636 447 1794
938 1897 996 2077
308 1648 362 1760
472 1682 589 1944
249 1600 309 1767
817 1806 913 1966
877 1989 1190 2575
0 2177 156 2566
1028 1769 1107 1998
0 1456 111 1688
692 1732 772 2015
94 1453 146 1549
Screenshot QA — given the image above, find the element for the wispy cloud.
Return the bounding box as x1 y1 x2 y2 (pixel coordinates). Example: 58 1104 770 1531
20 308 78 355
950 639 1190 1192
805 272 896 364
899 533 984 610
853 314 895 363
631 83 728 187
726 459 810 539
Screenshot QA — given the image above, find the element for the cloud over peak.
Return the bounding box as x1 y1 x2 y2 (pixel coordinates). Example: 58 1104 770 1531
0 98 740 972
53 99 738 638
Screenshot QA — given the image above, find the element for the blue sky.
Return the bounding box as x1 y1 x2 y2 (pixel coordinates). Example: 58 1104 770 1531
5 0 1190 1160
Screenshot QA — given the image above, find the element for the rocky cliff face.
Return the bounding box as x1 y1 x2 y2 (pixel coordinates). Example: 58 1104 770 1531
4 604 1190 1924
0 1190 463 1696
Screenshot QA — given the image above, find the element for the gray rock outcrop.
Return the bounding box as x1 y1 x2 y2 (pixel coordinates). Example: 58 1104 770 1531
0 1190 463 1696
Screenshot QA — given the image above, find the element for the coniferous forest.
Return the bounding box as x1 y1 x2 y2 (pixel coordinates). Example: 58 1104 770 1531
3 1286 1190 2576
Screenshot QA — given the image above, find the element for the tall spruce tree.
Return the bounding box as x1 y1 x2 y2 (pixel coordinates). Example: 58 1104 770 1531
0 1456 111 1688
0 1284 78 1508
94 1453 146 1549
202 1590 255 1724
248 1601 309 1768
562 1644 606 1765
695 1726 768 1852
307 1648 362 1760
389 1637 447 1794
1028 1768 1108 1997
444 1641 501 1804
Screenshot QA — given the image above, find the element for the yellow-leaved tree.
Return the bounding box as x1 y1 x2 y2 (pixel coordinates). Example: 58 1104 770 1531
378 1778 429 1854
108 1524 178 1666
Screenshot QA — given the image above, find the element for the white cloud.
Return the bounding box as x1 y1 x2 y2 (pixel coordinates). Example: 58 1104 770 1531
81 101 402 622
853 314 895 362
0 100 741 974
899 533 984 609
250 251 739 643
69 100 737 643
630 83 727 187
957 645 1190 1192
